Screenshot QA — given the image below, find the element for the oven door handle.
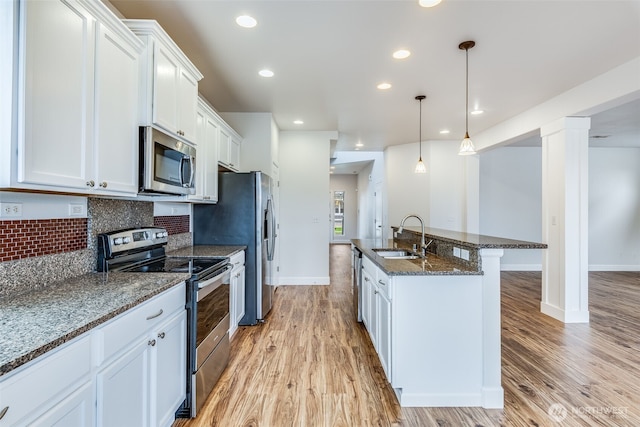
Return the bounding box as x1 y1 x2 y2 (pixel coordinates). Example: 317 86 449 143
197 264 233 290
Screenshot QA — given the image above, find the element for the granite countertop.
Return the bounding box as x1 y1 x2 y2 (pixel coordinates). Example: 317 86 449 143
166 245 246 259
392 226 548 249
352 239 482 276
0 272 188 377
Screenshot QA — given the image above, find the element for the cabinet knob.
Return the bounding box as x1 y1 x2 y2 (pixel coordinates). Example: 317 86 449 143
86 180 95 187
99 181 107 188
0 406 9 420
374 290 379 295
148 339 156 347
158 332 165 339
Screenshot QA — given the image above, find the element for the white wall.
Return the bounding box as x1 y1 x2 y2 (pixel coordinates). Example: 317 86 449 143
278 131 334 285
329 174 357 243
589 147 640 270
385 141 476 234
479 147 543 270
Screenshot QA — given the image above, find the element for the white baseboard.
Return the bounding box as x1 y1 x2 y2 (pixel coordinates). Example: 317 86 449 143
541 302 589 323
589 264 640 272
277 276 330 286
394 389 483 407
500 264 542 271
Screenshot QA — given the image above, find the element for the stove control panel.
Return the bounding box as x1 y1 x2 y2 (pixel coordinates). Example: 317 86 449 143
98 227 168 256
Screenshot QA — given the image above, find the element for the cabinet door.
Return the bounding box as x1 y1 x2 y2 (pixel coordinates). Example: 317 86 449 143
377 292 392 382
94 22 139 194
177 68 198 142
361 268 373 335
234 265 246 328
202 114 220 201
153 44 179 135
152 311 187 427
20 0 94 188
29 382 94 427
229 136 241 171
96 340 150 427
218 127 230 166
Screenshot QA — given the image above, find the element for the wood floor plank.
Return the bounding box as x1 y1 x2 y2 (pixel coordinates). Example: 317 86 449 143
173 246 640 427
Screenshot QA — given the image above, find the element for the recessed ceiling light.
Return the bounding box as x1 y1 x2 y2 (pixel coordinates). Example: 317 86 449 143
377 82 392 90
236 15 257 28
330 166 335 169
470 109 484 115
355 142 364 147
293 120 304 125
259 69 274 78
418 0 442 7
393 49 411 59
439 129 450 134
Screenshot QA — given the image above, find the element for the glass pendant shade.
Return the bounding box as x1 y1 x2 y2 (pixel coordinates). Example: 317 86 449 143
459 132 476 155
415 157 426 173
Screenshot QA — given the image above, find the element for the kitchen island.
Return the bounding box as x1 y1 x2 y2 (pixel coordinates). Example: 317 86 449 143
352 228 546 409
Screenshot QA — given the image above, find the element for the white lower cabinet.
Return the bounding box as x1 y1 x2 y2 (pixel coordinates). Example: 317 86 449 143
229 251 246 337
0 283 186 427
96 283 186 427
362 256 392 382
29 382 94 427
0 335 93 427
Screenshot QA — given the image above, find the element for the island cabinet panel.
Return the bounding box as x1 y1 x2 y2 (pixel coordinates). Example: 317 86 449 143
391 274 484 406
229 250 246 337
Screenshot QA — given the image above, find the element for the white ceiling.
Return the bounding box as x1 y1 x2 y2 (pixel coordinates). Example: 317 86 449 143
109 0 640 156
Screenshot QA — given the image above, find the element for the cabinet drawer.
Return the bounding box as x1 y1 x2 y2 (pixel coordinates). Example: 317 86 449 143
376 270 391 299
99 282 185 363
362 255 376 279
229 251 245 270
0 335 92 426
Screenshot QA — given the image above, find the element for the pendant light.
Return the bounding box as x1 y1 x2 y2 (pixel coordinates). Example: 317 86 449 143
458 40 476 155
415 95 427 173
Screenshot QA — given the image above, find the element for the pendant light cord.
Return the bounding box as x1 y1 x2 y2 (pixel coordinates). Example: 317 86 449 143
465 47 469 135
419 98 423 158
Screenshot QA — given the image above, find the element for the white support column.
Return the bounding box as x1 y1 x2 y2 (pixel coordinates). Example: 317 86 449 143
480 248 504 409
540 117 590 323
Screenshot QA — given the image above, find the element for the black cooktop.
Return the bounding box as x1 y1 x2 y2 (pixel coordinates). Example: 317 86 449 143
122 256 228 279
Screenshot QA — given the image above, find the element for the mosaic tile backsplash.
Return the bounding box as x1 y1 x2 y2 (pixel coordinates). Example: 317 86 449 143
0 198 192 298
0 218 87 262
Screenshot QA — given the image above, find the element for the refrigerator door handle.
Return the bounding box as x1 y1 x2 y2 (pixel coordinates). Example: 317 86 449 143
266 198 276 261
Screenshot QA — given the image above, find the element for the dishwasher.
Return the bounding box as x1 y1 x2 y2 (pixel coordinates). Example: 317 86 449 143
352 245 363 322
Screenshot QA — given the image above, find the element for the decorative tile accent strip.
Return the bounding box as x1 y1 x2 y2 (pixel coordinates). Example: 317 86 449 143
154 215 190 235
0 218 88 262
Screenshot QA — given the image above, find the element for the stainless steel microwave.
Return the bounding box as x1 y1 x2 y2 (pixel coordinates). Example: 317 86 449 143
139 126 196 195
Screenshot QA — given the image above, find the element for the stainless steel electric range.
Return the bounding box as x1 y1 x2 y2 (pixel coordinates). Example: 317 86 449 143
97 227 232 418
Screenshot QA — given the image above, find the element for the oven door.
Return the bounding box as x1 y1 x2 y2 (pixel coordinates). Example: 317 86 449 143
195 268 231 369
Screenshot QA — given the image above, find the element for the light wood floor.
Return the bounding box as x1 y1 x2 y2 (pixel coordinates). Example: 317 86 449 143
174 245 640 426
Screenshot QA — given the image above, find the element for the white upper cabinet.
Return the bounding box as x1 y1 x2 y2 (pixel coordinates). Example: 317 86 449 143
124 19 203 145
217 123 242 172
189 97 219 203
1 0 143 195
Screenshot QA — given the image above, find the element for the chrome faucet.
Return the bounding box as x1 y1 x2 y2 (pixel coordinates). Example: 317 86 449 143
398 214 428 257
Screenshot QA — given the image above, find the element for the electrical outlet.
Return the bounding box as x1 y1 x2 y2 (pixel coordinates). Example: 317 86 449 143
453 247 461 257
460 249 470 261
0 203 23 218
68 204 85 216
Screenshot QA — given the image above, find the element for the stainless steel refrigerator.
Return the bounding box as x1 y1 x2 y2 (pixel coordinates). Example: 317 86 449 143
193 171 276 325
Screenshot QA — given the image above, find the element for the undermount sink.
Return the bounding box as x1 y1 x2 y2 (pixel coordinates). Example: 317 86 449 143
373 249 421 260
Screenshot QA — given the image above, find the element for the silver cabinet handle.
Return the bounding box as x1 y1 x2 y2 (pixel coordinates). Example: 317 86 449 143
158 332 165 339
99 181 107 188
0 406 8 420
146 309 163 320
86 180 95 187
374 290 378 295
378 280 386 286
148 339 156 346
364 276 370 282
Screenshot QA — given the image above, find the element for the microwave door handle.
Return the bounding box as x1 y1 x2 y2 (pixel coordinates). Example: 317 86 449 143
180 155 195 188
188 155 195 188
